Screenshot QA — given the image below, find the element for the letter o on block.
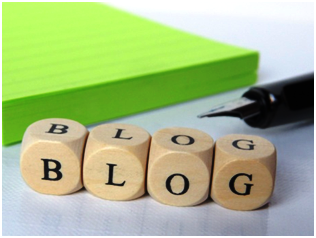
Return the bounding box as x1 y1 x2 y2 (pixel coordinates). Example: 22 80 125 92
211 134 277 211
83 123 151 201
147 127 214 206
20 118 89 195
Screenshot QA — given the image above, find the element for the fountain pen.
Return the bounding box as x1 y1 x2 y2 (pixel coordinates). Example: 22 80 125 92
198 73 314 128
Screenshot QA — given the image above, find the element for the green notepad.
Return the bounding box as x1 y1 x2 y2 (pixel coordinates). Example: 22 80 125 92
2 2 259 145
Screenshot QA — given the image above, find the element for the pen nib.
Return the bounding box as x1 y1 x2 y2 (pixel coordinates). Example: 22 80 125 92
197 97 261 120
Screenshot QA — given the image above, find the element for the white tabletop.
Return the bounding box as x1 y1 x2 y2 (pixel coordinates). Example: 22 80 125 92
2 2 314 235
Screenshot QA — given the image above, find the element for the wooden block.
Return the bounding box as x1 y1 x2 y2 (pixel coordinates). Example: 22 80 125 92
20 118 89 195
83 123 151 201
147 127 214 206
210 134 277 211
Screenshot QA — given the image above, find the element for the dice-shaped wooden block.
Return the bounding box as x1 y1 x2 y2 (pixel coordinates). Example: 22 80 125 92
147 127 214 206
83 123 151 201
20 118 89 195
211 134 277 211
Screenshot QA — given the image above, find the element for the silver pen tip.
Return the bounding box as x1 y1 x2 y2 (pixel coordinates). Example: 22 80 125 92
197 97 261 120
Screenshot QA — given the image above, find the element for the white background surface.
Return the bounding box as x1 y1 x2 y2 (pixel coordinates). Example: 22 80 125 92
2 1 314 235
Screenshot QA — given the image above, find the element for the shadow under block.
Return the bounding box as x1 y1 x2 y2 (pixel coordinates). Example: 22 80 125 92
83 123 151 201
20 118 89 195
147 127 214 206
2 2 259 145
211 134 277 211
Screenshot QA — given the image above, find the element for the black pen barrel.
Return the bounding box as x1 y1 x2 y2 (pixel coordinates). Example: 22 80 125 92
242 73 314 128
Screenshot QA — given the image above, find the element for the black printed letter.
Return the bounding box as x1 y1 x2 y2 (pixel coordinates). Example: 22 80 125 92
171 135 195 145
112 128 133 140
166 173 190 195
232 139 255 150
105 163 126 186
41 159 63 181
229 173 253 196
46 124 69 134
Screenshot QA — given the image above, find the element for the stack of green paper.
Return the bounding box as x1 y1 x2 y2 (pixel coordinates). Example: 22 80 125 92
2 2 259 145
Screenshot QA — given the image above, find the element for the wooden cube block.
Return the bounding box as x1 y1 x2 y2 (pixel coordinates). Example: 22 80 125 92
83 123 151 201
147 127 214 206
20 118 89 195
211 134 277 211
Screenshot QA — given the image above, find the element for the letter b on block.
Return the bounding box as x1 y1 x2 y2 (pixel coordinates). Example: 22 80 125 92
83 123 151 201
147 127 214 206
211 134 277 211
20 118 89 195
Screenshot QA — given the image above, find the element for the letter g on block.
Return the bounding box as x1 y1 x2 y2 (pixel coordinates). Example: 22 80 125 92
211 134 277 211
